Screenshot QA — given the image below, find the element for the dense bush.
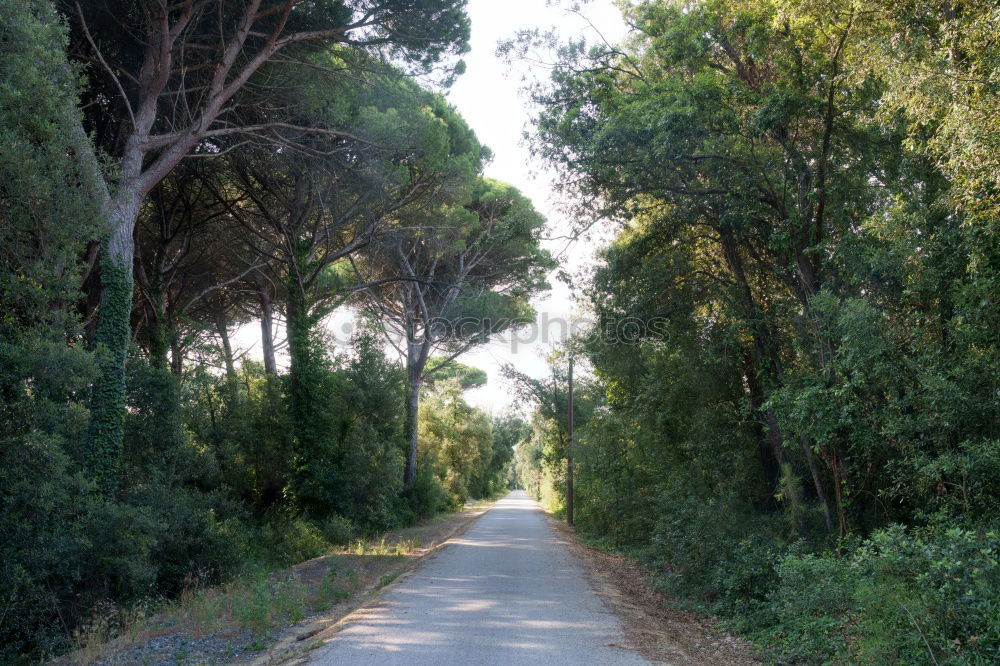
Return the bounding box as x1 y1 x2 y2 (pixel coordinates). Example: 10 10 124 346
290 333 409 531
850 527 1000 665
727 526 1000 665
0 437 93 660
760 552 857 662
1 329 515 661
404 462 453 520
0 1 102 658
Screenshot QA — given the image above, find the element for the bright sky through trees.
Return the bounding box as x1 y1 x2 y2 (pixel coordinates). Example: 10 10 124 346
448 0 628 410
228 0 628 411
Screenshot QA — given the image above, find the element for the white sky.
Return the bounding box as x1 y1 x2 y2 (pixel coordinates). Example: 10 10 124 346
446 0 628 412
233 0 629 413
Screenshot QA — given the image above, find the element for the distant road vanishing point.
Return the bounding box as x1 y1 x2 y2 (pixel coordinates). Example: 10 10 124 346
307 491 651 665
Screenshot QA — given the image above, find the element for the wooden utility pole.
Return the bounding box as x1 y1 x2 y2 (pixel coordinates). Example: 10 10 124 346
566 356 574 526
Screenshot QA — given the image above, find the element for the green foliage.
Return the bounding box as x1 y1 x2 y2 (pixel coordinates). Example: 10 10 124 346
12 0 1000 662
518 1 1000 663
475 413 527 496
728 526 1000 665
185 362 294 514
425 358 488 390
319 514 358 546
898 440 1000 525
360 172 552 487
0 435 93 661
761 552 857 662
290 332 408 531
418 380 494 506
404 462 452 519
0 0 100 481
256 514 330 568
851 527 1000 665
0 2 103 659
227 572 310 636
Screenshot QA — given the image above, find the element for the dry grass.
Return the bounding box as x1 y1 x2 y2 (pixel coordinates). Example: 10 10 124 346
58 499 499 666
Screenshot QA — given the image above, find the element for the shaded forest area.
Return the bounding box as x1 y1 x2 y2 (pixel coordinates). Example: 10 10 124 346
1 1 545 660
515 0 1000 664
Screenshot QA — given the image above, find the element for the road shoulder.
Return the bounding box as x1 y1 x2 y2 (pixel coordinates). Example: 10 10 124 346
250 499 499 666
541 513 760 666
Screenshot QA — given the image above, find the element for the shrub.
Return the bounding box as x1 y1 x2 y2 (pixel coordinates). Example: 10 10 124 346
710 535 781 621
257 514 331 568
851 526 1000 665
762 552 857 663
404 463 450 520
0 434 92 661
81 499 160 602
649 485 780 600
133 485 249 595
744 525 1000 665
320 514 358 546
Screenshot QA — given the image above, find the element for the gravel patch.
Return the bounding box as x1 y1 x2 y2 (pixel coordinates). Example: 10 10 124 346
90 629 265 666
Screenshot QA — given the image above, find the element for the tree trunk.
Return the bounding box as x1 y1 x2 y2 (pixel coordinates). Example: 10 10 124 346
86 189 140 496
721 231 785 497
403 330 430 487
258 283 278 376
719 229 839 533
147 272 170 370
66 100 125 495
215 309 237 383
403 369 421 486
170 336 183 376
285 280 308 394
285 269 324 467
800 436 836 535
791 246 848 535
742 349 783 503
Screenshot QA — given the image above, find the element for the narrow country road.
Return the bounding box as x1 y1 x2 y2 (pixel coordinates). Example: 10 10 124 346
307 491 651 665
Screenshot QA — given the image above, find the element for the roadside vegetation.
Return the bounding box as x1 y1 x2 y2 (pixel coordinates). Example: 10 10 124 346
1 1 537 661
515 1 1000 664
66 500 496 665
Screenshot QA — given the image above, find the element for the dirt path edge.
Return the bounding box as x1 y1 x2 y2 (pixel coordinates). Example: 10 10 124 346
541 511 760 666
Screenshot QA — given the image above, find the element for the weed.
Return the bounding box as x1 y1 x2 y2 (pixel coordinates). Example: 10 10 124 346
314 567 351 611
245 636 269 651
229 574 308 635
172 642 191 664
378 573 400 588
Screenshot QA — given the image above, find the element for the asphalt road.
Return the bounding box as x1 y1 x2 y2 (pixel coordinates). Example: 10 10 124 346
308 490 651 665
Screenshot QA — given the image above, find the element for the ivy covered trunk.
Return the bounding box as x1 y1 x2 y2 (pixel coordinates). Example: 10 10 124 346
284 261 341 509
146 270 170 371
286 279 310 405
86 192 139 496
285 263 326 467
